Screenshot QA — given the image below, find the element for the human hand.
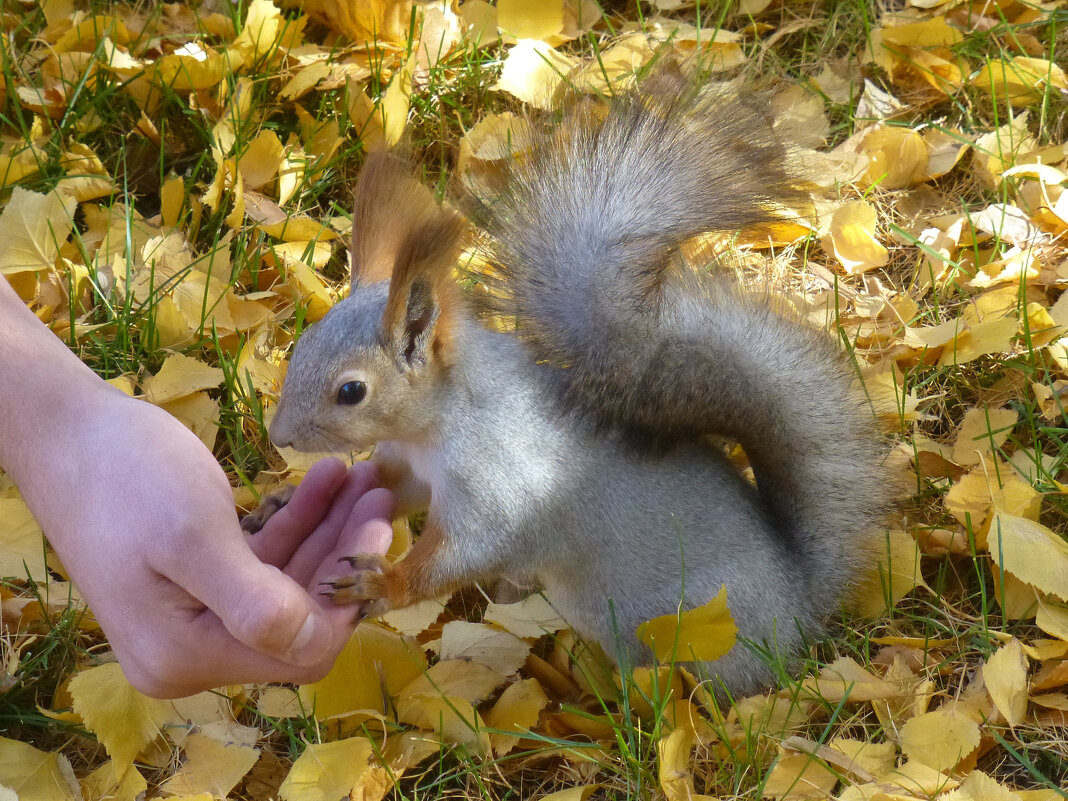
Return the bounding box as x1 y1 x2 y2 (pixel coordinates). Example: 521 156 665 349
21 387 393 698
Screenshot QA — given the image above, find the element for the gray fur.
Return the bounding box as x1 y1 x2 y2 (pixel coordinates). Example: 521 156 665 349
270 75 887 697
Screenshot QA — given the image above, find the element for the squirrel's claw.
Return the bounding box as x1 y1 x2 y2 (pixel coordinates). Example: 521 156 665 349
321 552 393 620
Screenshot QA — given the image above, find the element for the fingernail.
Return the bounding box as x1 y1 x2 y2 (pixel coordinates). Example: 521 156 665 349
288 613 326 666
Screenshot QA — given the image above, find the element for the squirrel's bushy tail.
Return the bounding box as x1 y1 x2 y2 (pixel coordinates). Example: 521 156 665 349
472 70 886 610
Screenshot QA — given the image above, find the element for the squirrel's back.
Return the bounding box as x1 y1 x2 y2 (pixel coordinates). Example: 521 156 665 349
471 69 888 617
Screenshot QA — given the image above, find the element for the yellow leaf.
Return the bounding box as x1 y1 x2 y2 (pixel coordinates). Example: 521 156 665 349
68 663 172 775
237 130 284 190
160 392 220 451
157 733 259 797
397 659 506 705
494 40 577 110
989 512 1068 602
381 55 415 147
828 738 897 777
160 175 186 228
860 125 929 189
849 528 930 617
0 188 76 274
460 1 498 45
484 678 549 757
497 0 564 40
279 61 330 102
976 57 1068 108
938 316 1018 367
81 760 147 801
0 145 45 190
395 693 489 752
0 496 47 581
1035 597 1068 641
899 707 981 772
141 353 225 405
658 726 696 801
233 0 286 63
484 594 568 639
1024 302 1062 349
439 621 532 676
636 585 737 663
870 16 964 74
801 656 904 703
761 752 838 800
278 737 374 801
982 638 1029 726
942 769 1024 801
822 201 888 275
952 407 1018 466
0 737 78 801
275 249 335 321
537 787 601 801
153 46 229 91
298 623 427 719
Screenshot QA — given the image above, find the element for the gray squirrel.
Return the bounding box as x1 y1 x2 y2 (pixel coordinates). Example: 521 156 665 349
257 70 887 696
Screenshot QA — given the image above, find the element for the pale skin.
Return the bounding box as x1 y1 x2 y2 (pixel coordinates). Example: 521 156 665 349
0 276 394 698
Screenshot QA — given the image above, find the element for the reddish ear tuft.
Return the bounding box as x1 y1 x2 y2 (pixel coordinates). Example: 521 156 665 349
350 152 440 286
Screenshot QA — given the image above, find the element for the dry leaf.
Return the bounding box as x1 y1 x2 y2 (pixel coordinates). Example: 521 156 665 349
494 40 577 110
0 188 76 274
0 737 79 801
899 706 981 772
298 623 427 719
952 407 1018 466
484 678 549 756
635 584 738 663
982 638 1029 726
67 663 172 775
157 733 259 797
822 201 889 274
277 737 374 801
989 512 1068 602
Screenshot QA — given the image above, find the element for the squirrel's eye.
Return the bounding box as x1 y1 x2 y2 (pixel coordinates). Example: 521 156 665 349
336 381 367 405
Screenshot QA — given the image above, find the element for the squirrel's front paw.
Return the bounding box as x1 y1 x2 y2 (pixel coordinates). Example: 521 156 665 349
240 484 297 534
322 553 395 620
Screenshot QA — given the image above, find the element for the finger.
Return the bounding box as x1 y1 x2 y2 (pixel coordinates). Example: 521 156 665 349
116 608 347 697
282 463 391 583
247 457 348 567
172 536 340 667
309 487 395 624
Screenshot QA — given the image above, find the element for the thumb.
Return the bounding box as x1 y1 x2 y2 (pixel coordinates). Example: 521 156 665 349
186 547 337 667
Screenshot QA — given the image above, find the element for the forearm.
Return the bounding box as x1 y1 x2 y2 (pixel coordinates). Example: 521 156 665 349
0 276 113 499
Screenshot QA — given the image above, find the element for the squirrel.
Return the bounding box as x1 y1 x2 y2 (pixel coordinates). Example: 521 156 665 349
259 70 888 697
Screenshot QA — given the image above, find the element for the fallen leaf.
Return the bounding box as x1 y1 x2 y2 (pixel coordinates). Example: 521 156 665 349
484 677 549 756
0 188 77 274
899 706 981 772
989 512 1068 602
157 733 259 797
141 353 225 405
68 663 172 775
277 737 374 801
636 584 738 663
822 201 889 274
982 638 1029 726
0 737 79 801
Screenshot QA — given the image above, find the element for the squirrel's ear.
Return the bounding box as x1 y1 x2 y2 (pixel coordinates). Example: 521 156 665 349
350 151 439 287
381 210 467 369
